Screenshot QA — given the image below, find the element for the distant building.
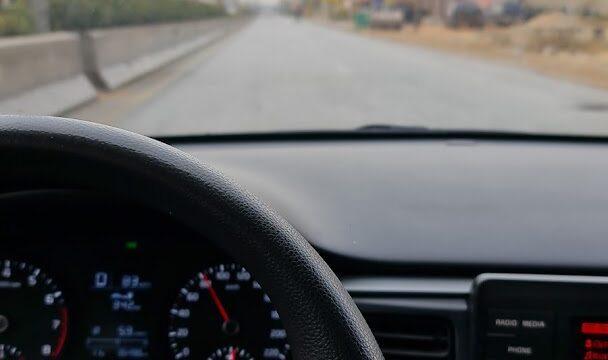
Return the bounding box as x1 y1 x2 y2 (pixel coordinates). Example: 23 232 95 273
351 0 506 18
397 0 504 19
396 0 450 19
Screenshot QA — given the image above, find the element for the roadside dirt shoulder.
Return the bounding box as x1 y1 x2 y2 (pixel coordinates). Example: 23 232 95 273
314 14 608 90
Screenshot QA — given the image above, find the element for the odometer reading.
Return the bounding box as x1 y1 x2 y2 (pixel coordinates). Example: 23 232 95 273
0 260 68 359
168 263 289 359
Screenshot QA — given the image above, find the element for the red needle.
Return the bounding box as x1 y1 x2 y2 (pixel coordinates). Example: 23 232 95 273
230 348 238 360
201 273 230 322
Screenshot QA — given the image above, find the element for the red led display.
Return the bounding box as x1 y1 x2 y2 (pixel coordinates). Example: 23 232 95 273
586 339 608 350
583 323 608 336
578 321 608 360
584 351 608 360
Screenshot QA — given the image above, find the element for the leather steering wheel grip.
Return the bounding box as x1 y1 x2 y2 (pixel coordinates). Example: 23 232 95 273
0 115 384 360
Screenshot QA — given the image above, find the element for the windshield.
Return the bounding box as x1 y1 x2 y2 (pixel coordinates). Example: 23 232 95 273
0 0 607 137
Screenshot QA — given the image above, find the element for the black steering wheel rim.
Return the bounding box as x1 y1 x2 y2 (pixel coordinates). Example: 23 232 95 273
0 115 383 360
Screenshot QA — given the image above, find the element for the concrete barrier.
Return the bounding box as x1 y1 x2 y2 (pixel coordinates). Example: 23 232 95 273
82 18 233 90
0 18 240 115
0 32 97 116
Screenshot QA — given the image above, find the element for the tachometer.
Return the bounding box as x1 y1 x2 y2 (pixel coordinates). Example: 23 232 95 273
168 263 290 359
0 260 68 359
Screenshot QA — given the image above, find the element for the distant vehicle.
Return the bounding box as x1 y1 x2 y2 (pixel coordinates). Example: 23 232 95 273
391 4 427 26
293 3 304 20
447 1 484 28
485 0 531 26
388 4 412 22
370 8 404 29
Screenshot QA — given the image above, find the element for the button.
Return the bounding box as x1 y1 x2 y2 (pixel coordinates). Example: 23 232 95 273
487 311 553 335
489 316 519 331
521 318 548 331
488 311 520 332
486 338 551 359
520 313 552 335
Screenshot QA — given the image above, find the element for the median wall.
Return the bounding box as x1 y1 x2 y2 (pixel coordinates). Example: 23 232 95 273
0 32 97 116
82 18 231 90
0 18 238 115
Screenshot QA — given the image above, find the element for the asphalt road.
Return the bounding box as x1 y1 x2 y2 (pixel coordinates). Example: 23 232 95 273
70 14 608 137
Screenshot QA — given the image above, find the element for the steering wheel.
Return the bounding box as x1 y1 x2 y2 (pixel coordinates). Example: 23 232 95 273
0 115 383 360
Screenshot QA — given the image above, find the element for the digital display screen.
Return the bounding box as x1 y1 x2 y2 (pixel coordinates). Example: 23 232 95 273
84 271 155 359
573 320 608 360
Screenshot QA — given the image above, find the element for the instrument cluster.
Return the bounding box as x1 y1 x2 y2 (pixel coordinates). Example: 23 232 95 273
0 191 290 359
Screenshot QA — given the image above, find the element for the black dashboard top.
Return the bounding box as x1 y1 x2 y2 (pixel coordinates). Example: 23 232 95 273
172 138 608 272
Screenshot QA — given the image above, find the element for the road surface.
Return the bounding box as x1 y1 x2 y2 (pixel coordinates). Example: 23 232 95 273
69 14 608 136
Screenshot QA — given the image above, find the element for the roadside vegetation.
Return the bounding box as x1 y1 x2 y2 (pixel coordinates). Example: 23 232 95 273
0 0 35 36
50 0 225 30
0 0 225 36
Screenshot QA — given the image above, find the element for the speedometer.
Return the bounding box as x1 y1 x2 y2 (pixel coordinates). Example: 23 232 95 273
168 263 290 359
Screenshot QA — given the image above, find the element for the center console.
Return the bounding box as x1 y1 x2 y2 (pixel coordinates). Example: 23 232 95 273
472 274 608 360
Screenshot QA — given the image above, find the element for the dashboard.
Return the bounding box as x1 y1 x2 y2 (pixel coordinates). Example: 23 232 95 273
172 136 608 360
4 136 608 360
0 192 289 359
173 137 608 270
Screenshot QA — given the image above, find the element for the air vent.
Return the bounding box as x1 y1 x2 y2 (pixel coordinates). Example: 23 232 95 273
363 313 452 360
